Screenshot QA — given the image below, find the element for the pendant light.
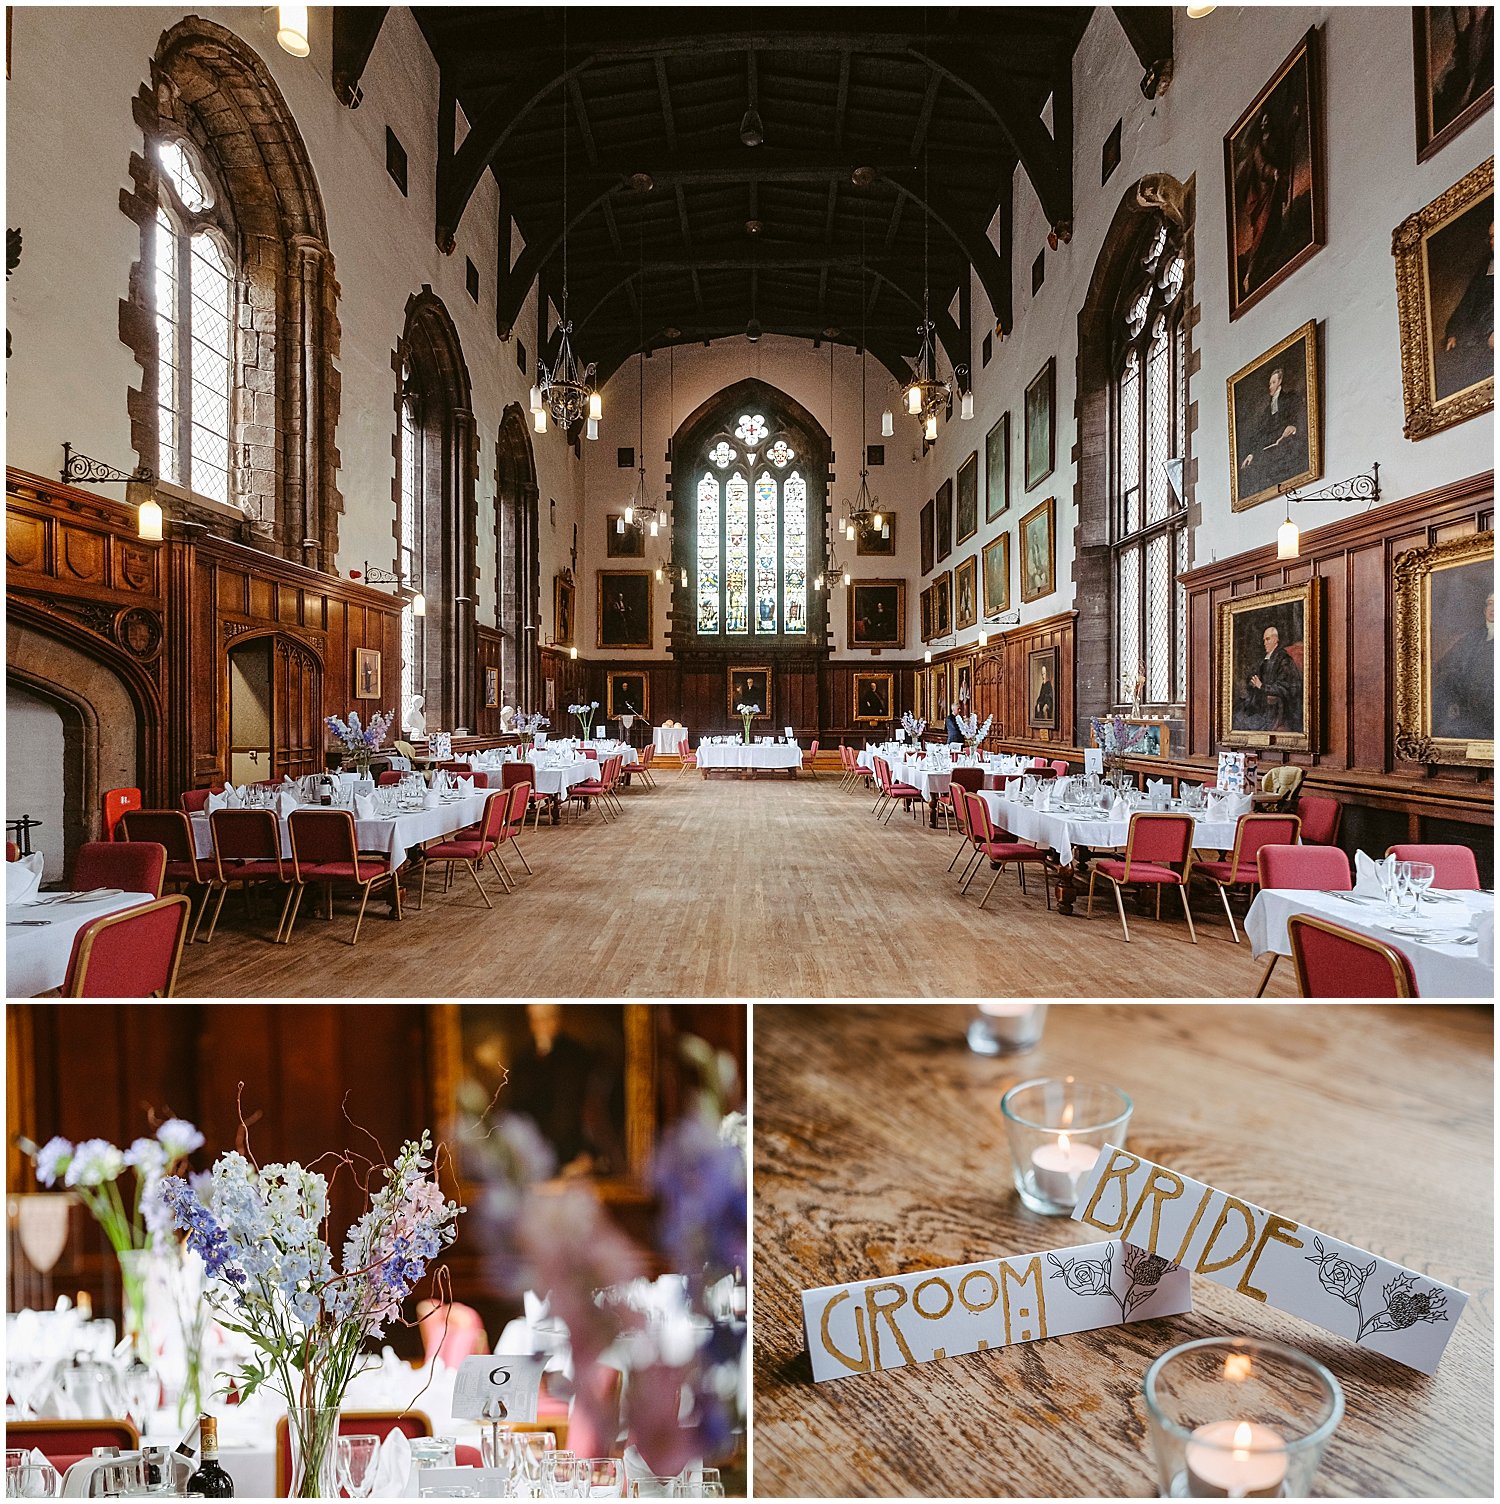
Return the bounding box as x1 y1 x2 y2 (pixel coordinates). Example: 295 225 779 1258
137 497 164 540
276 3 309 57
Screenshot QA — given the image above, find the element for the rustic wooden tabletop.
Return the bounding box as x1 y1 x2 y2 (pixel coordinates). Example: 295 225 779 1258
751 1003 1493 1498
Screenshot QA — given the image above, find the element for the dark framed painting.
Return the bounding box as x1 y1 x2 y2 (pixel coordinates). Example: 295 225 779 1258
920 585 934 643
1393 157 1494 440
1027 646 1059 731
1227 319 1322 511
853 670 894 725
727 665 771 720
607 671 648 720
606 512 645 558
1394 529 1493 766
482 666 500 709
954 555 978 632
1413 7 1494 162
956 450 979 544
985 412 1011 522
1216 580 1318 753
935 478 953 562
953 654 974 711
1019 497 1056 604
932 569 952 638
929 662 950 725
856 514 895 556
353 647 381 700
1224 27 1325 320
848 579 906 649
554 576 575 647
1024 359 1055 490
432 1003 656 1202
920 498 935 576
982 533 1011 617
597 570 652 649
544 676 556 716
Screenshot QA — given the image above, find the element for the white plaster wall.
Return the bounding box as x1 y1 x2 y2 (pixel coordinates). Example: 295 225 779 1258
5 687 65 880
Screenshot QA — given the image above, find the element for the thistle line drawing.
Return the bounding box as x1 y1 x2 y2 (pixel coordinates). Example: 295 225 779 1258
1047 1242 1178 1321
1305 1236 1449 1343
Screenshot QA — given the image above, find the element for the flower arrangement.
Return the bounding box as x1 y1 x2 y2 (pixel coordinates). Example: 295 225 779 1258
735 703 761 744
900 712 926 742
569 700 600 739
513 711 549 755
162 1128 463 1497
325 709 395 775
1091 715 1155 786
953 712 993 748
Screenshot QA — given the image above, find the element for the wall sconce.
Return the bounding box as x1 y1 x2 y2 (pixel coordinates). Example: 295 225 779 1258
138 498 164 541
1273 464 1381 560
881 408 894 437
277 3 310 56
570 646 578 660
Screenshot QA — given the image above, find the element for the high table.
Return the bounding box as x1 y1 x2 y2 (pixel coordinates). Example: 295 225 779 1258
1245 886 1494 998
654 726 690 756
752 1002 1492 1498
697 742 802 778
6 890 156 996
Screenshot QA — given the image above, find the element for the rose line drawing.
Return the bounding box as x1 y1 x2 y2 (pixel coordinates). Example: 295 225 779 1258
1305 1236 1449 1343
1047 1243 1178 1322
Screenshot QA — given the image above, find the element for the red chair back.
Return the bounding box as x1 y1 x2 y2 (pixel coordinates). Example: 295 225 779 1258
501 761 533 789
1288 914 1418 997
180 785 224 813
1296 793 1341 846
808 740 819 760
1123 813 1194 876
583 747 599 760
459 770 489 788
209 808 285 876
474 788 510 849
288 808 359 875
119 808 198 865
72 840 166 897
1031 757 1048 767
950 782 974 841
1258 844 1350 890
638 746 654 768
1386 843 1481 890
1050 760 1069 778
63 894 191 997
437 761 470 773
377 770 406 786
872 756 892 795
3 1420 140 1473
503 781 533 838
102 786 142 840
950 766 984 794
1229 814 1301 875
965 791 997 844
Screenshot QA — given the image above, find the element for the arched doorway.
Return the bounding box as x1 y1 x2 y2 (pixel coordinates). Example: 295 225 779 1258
221 630 323 783
496 403 540 709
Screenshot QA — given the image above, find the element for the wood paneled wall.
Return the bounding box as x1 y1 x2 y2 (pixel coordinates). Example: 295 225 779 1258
475 626 504 738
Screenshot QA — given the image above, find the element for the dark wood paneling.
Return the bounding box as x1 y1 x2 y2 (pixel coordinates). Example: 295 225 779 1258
475 625 504 737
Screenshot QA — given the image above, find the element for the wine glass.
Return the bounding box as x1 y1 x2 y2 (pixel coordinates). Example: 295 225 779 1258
15 1463 59 1498
518 1431 558 1494
542 1450 580 1498
337 1434 381 1500
1406 860 1436 912
582 1458 625 1498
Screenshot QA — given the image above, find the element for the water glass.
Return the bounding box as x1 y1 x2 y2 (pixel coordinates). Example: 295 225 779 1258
13 1464 59 1498
966 1003 1047 1056
1000 1077 1132 1215
628 1477 680 1498
582 1458 625 1498
338 1434 381 1500
543 1451 580 1498
409 1436 458 1470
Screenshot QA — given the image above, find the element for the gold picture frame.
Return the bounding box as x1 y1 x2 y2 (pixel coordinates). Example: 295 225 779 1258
727 665 771 720
982 533 1011 616
1216 580 1318 753
607 671 649 720
1393 529 1494 767
932 569 952 637
847 579 906 650
1393 157 1494 441
554 575 576 647
954 555 978 631
853 670 894 725
353 647 381 700
1019 497 1056 604
1226 320 1322 512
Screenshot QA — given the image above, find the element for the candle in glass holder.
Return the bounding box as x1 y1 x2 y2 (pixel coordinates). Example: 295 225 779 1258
1185 1421 1287 1498
969 1003 1046 1056
1028 1132 1100 1206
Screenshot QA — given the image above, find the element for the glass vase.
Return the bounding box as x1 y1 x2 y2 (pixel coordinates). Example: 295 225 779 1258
116 1248 150 1358
287 1403 342 1499
742 720 753 745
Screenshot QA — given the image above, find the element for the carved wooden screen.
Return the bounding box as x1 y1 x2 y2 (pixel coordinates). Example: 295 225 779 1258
270 635 324 779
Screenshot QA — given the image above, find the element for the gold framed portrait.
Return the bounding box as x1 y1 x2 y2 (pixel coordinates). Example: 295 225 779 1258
727 665 771 720
1019 497 1056 604
847 579 906 649
554 576 576 647
954 555 978 632
1227 320 1322 512
1216 580 1319 753
606 671 649 720
597 570 653 649
353 647 381 700
982 533 1011 616
853 670 894 725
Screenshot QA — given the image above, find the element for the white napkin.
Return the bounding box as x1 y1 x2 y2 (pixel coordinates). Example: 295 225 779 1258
275 790 299 818
423 790 441 810
1354 849 1395 898
355 792 377 821
1110 791 1128 817
1147 778 1172 800
206 790 227 814
368 1427 410 1499
7 851 44 905
281 774 297 787
1472 908 1493 964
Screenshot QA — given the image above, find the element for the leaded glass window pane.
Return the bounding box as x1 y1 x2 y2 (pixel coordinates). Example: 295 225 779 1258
1175 527 1189 701
400 398 419 713
766 438 794 468
1119 352 1139 536
734 413 767 445
1144 316 1170 526
154 207 179 486
1118 548 1140 697
709 440 735 469
724 471 749 633
188 233 232 505
783 470 807 633
158 139 212 213
1145 533 1171 702
754 470 778 632
697 472 721 634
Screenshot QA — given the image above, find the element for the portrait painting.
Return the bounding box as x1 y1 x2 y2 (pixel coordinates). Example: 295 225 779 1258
920 584 934 643
956 451 979 544
1394 529 1494 766
607 671 648 720
954 556 978 632
1224 27 1325 319
597 570 652 649
1027 646 1059 731
920 498 935 576
1216 581 1318 753
483 666 500 710
544 676 557 716
1024 359 1055 490
353 647 381 700
953 655 974 711
932 569 952 638
433 1004 654 1200
936 478 954 562
554 576 576 647
1227 320 1322 511
606 513 645 558
1414 7 1494 161
728 665 771 720
1394 158 1494 439
857 513 895 556
986 413 1011 522
982 533 1011 617
930 662 950 725
848 579 906 649
1019 497 1056 604
853 671 894 726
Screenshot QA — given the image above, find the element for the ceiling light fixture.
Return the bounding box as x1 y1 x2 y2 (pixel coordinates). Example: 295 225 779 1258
739 52 765 146
276 3 310 57
1186 5 1217 18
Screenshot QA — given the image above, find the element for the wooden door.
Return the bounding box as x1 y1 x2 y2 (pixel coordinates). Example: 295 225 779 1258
271 636 324 779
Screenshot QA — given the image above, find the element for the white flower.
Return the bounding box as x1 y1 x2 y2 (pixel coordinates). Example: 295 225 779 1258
33 1135 73 1187
65 1138 125 1188
155 1118 205 1160
125 1137 169 1177
717 1112 747 1156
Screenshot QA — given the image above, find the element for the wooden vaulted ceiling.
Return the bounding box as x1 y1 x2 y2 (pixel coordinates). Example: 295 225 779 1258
348 7 1173 388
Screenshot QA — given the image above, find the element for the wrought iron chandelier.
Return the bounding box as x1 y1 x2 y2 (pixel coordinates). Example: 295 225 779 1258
903 317 950 444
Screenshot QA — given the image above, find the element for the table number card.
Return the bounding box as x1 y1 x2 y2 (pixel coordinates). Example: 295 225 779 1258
1070 1146 1468 1374
802 1240 1193 1383
451 1353 546 1420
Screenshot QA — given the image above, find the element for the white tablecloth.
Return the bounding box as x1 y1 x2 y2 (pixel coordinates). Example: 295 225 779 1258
6 891 156 996
697 742 803 771
861 749 1035 801
1245 887 1494 998
653 727 690 755
520 758 598 798
974 791 1241 868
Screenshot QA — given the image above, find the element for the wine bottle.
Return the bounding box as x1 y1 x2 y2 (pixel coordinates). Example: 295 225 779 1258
187 1414 235 1498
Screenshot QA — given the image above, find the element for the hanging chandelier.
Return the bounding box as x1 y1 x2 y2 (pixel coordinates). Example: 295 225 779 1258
903 318 950 443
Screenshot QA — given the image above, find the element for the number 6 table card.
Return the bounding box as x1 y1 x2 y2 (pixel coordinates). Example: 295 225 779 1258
802 1240 1193 1383
1070 1145 1468 1374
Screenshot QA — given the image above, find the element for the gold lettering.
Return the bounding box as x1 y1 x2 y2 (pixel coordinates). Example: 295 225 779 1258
1122 1165 1186 1254
958 1268 1000 1314
1195 1197 1259 1277
913 1276 955 1321
1236 1214 1305 1302
818 1291 870 1374
1077 1146 1141 1234
1172 1183 1217 1266
999 1257 1049 1345
865 1282 917 1371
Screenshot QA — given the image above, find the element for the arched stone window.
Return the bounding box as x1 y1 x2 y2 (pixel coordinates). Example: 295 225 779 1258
124 18 341 564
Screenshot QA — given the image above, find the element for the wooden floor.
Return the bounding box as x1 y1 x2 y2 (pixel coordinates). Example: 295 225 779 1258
175 774 1300 998
752 1003 1494 1497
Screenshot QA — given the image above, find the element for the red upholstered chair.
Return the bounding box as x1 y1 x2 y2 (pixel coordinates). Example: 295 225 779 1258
1031 757 1049 768
63 894 192 997
1251 844 1352 997
871 756 924 823
1288 914 1418 997
964 791 1052 909
418 789 511 909
4 1419 140 1474
286 809 402 945
1193 814 1301 943
600 754 627 814
494 780 535 886
416 1299 490 1370
678 740 698 775
274 1412 433 1497
180 785 224 814
1386 843 1482 890
377 770 407 786
502 759 550 829
944 766 984 835
1295 793 1342 846
634 744 658 787
1088 813 1198 944
206 808 296 944
947 776 985 882
437 761 471 774
119 809 218 941
5 841 19 862
102 786 142 840
802 740 819 779
72 839 166 900
583 747 599 760
1050 760 1070 778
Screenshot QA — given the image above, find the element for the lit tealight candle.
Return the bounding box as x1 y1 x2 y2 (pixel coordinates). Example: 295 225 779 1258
1029 1132 1100 1207
1185 1421 1287 1499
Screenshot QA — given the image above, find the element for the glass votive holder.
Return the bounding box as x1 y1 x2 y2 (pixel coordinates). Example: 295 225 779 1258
1000 1076 1132 1215
1142 1336 1344 1498
967 1002 1048 1055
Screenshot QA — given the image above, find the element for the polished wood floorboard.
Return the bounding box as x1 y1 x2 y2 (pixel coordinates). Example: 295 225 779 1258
175 777 1300 998
753 1003 1494 1497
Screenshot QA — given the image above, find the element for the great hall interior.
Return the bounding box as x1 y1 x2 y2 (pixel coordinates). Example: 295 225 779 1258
4 4 1495 998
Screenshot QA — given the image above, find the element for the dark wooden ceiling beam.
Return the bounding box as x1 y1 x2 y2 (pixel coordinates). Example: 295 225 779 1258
654 56 678 150
567 75 600 167
910 69 942 157
331 6 388 108
1112 6 1175 99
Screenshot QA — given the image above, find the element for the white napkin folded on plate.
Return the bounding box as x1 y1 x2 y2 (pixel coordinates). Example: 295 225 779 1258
423 790 441 810
275 790 299 818
206 790 227 814
1147 778 1172 799
1354 849 1395 897
7 851 44 905
367 1427 410 1499
354 792 378 821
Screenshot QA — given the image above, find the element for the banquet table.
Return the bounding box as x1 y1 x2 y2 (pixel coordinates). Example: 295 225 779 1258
6 890 156 996
752 1002 1492 1499
653 726 690 756
1245 886 1495 998
697 741 802 776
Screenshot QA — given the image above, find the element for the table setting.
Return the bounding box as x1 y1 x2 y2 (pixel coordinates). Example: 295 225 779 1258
696 737 802 774
652 725 690 757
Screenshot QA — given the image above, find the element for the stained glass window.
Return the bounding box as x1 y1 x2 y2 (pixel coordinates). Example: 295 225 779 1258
783 471 807 634
724 471 750 633
709 440 736 469
754 471 778 631
696 472 721 633
766 439 794 468
733 413 768 445
154 208 179 487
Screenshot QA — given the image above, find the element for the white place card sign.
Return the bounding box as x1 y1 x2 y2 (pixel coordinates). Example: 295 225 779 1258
1071 1145 1468 1374
451 1353 546 1420
802 1240 1193 1383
